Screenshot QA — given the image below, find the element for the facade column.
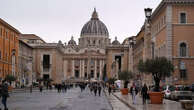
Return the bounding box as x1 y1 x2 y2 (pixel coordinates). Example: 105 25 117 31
87 58 89 78
82 60 84 78
101 60 105 77
72 60 74 77
99 60 102 80
79 60 81 78
94 60 97 79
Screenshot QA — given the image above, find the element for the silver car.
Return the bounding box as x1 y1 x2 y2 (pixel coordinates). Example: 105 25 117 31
170 85 192 100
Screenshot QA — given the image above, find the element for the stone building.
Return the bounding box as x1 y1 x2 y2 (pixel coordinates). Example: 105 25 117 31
151 0 194 85
30 42 64 84
106 37 131 79
0 18 20 80
20 34 45 44
133 0 194 85
18 40 33 86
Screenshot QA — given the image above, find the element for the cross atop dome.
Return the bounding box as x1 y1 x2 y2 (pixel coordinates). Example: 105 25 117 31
91 8 99 20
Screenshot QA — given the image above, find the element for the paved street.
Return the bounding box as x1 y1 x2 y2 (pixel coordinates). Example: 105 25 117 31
7 87 112 110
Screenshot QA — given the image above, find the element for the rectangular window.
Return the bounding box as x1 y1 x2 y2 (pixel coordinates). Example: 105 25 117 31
180 13 186 23
91 70 94 78
43 54 50 71
115 55 121 70
5 31 8 40
180 70 187 79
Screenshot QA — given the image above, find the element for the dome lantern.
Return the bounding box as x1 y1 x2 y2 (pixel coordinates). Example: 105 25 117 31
91 8 99 20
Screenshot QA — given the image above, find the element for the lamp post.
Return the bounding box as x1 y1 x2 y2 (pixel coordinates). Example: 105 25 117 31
144 8 152 22
143 8 152 85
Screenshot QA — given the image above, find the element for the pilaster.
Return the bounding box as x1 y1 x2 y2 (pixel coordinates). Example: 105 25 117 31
166 5 173 60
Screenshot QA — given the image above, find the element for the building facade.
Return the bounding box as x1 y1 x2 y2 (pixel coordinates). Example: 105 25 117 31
18 40 33 86
0 18 20 80
133 0 194 85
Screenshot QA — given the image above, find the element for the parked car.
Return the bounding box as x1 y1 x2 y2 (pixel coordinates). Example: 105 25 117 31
170 85 192 100
189 84 194 92
163 85 175 99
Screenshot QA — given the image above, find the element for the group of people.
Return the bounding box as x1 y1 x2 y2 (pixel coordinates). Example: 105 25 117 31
88 83 102 96
38 82 74 93
130 83 148 104
78 82 87 92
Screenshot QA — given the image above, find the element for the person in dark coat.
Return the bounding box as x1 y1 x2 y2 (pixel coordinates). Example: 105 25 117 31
1 80 9 110
57 84 62 93
141 84 148 104
108 84 112 95
94 84 98 96
30 85 32 93
98 84 102 96
39 84 43 92
89 83 93 94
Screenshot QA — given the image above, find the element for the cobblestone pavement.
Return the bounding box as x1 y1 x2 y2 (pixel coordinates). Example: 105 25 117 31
6 87 112 110
105 90 130 110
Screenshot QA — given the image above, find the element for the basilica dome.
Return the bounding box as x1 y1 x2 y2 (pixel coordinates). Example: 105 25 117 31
80 8 109 37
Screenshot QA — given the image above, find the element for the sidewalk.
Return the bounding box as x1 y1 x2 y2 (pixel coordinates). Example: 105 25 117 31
104 89 131 110
113 92 184 110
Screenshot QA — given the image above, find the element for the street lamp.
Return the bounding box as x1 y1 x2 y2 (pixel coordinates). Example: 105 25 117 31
144 8 152 20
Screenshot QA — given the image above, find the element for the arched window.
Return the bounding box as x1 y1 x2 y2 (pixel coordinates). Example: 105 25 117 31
180 42 187 57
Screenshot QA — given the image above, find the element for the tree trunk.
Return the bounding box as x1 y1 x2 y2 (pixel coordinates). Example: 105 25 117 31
154 77 160 92
9 81 12 86
124 81 129 88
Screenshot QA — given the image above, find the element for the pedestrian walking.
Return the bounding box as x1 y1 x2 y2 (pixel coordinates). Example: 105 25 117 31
141 84 148 104
39 84 43 92
62 83 65 93
94 84 98 96
1 80 9 110
30 85 32 93
89 83 93 94
57 84 62 93
130 83 138 104
98 84 102 96
108 84 112 95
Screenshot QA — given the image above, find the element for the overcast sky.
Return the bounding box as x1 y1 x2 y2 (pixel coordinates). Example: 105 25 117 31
0 0 161 43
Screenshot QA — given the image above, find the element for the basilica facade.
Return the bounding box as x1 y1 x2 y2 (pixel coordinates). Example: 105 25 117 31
18 9 131 84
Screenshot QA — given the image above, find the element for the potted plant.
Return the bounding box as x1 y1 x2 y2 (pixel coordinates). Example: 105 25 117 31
5 74 16 91
138 57 174 104
118 71 133 95
107 77 116 85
